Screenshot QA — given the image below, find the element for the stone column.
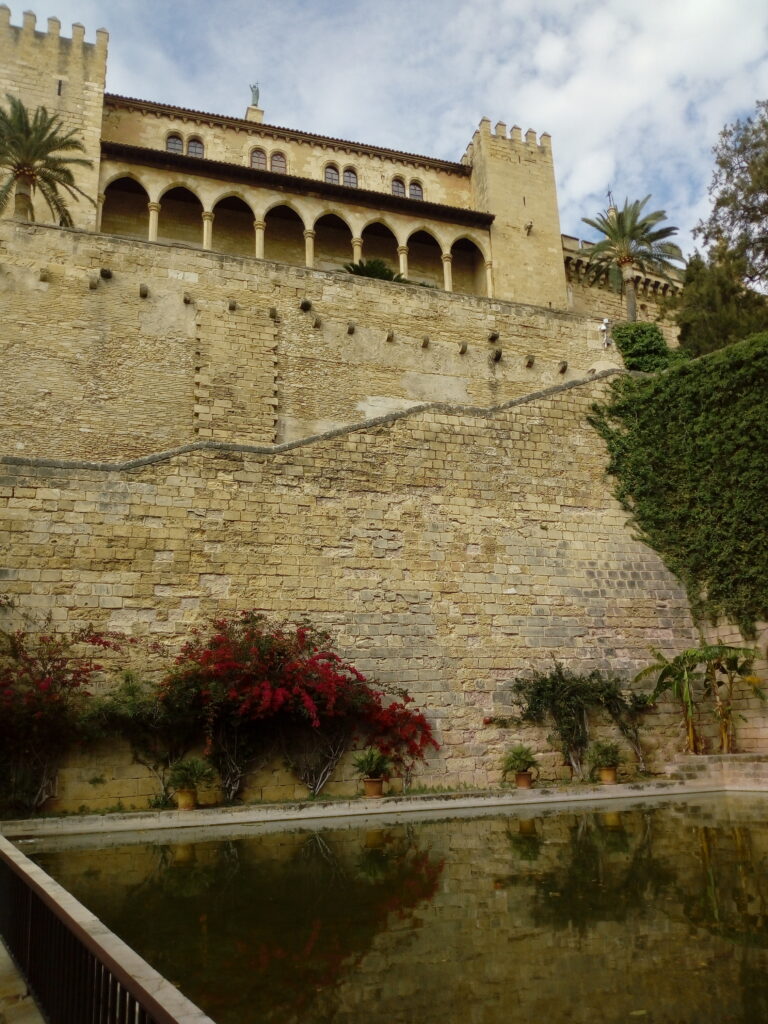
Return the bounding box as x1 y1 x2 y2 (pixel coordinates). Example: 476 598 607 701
304 229 316 269
254 219 265 259
351 236 363 264
95 192 105 232
147 202 160 242
398 245 409 278
485 260 494 299
202 211 214 250
442 252 453 292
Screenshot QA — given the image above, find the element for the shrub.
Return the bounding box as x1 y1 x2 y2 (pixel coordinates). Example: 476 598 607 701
0 620 126 812
162 612 438 801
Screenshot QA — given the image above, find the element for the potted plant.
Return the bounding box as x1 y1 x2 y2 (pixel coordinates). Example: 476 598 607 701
587 740 622 784
168 757 216 810
352 748 392 798
501 744 539 789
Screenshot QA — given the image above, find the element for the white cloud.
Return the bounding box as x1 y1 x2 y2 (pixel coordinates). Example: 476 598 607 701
9 0 768 253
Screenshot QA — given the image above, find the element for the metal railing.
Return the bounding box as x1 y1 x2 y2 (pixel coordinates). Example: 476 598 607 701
0 835 215 1024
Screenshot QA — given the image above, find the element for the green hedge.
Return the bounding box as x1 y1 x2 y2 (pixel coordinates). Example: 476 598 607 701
588 333 768 636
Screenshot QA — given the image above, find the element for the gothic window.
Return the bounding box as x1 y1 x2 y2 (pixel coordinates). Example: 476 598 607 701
271 152 287 173
166 134 183 154
250 148 267 170
391 177 406 197
325 164 340 185
409 180 424 200
343 168 358 188
187 138 204 158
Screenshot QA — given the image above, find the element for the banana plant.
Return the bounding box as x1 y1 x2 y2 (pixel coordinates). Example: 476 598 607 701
634 648 708 753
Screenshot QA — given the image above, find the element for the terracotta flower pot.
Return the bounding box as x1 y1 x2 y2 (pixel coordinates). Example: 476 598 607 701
363 777 385 798
174 788 197 810
515 771 533 789
598 767 618 785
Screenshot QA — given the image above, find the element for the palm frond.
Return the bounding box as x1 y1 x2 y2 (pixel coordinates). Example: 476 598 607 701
0 94 93 223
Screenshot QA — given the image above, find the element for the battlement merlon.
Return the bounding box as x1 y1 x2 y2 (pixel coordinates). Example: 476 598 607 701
0 7 108 230
461 118 553 164
0 6 108 63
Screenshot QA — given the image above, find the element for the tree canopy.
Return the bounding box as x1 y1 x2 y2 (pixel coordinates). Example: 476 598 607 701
662 248 768 356
582 196 684 321
696 100 768 289
0 94 93 225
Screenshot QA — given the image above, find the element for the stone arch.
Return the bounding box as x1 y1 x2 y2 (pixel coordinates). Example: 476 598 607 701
212 195 256 257
451 236 487 297
262 196 306 223
407 228 443 288
263 204 305 266
360 221 399 274
100 177 150 239
156 186 204 247
313 213 353 272
359 212 401 240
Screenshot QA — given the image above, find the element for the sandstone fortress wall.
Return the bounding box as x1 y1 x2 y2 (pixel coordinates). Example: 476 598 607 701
2 9 759 810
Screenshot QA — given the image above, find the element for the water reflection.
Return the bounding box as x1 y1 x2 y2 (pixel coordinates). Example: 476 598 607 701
30 797 768 1024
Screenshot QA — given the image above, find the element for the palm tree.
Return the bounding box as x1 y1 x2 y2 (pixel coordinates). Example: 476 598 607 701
582 195 684 321
344 258 407 282
0 94 93 225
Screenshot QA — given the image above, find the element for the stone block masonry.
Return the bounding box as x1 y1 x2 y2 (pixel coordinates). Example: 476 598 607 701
0 221 621 461
1 375 705 804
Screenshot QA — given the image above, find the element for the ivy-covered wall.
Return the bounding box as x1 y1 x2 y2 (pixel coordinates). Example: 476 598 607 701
589 333 768 637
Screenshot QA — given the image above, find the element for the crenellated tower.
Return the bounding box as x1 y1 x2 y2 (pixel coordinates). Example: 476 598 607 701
464 118 568 309
0 5 107 229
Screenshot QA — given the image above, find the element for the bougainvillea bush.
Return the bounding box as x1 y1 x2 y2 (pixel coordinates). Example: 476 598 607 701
161 611 438 800
0 619 126 812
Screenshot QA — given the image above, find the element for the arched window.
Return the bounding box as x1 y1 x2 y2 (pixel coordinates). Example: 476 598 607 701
409 180 424 201
271 152 287 173
391 177 405 197
166 134 183 154
187 138 204 158
250 148 267 170
343 168 358 188
324 164 339 185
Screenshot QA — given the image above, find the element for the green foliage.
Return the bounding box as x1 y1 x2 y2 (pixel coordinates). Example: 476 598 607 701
167 757 216 791
635 644 761 754
582 196 684 321
0 94 93 224
589 334 768 634
512 663 652 779
661 250 768 356
611 321 687 372
352 747 392 779
343 258 407 282
96 672 199 806
696 100 768 289
0 619 124 813
586 740 622 769
501 744 538 777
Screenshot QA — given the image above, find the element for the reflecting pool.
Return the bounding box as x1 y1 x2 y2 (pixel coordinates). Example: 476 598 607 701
28 795 768 1024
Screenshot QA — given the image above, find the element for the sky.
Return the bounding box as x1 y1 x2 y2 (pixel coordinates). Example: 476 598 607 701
15 0 768 253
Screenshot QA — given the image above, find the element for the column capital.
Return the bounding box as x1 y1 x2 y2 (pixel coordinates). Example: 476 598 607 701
97 192 106 205
441 252 453 264
303 229 316 239
202 211 214 223
147 201 161 213
397 245 409 255
253 219 266 230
